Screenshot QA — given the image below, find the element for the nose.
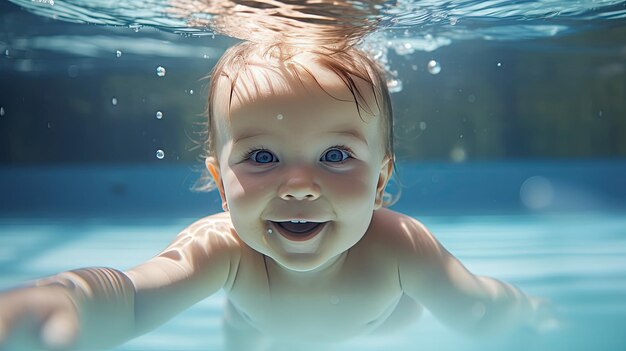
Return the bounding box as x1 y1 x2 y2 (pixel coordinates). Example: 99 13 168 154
278 168 321 201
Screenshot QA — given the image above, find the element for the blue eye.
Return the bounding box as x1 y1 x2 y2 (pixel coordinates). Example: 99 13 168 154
249 150 278 164
321 148 350 163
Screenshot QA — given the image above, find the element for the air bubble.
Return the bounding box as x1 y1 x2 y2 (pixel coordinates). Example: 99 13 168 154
371 49 384 61
203 54 210 59
427 60 441 75
156 149 165 159
472 302 486 318
0 107 4 117
497 62 502 67
419 122 427 130
111 98 118 106
520 176 554 210
156 66 166 77
276 114 284 120
156 111 163 119
449 17 458 25
393 42 414 55
116 50 122 58
386 78 403 93
67 65 79 78
450 147 466 162
189 90 194 95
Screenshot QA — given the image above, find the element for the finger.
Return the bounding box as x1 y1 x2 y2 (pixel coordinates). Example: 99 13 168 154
40 309 79 351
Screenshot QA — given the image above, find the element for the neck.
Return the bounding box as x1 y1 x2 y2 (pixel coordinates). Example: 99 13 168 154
267 250 349 286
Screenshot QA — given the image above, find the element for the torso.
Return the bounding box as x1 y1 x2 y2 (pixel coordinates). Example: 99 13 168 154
222 208 408 342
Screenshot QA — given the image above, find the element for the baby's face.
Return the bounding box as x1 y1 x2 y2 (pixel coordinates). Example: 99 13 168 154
208 66 391 272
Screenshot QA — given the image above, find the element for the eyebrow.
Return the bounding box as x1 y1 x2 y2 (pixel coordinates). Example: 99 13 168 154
232 130 274 144
233 131 262 143
233 129 369 146
329 130 369 146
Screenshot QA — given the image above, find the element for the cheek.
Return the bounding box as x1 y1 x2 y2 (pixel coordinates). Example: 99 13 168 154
223 168 272 204
321 164 377 204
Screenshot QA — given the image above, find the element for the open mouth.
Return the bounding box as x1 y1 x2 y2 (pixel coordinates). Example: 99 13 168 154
270 220 327 242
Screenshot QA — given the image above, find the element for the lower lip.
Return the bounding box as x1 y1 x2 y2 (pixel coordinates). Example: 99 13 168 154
272 221 327 242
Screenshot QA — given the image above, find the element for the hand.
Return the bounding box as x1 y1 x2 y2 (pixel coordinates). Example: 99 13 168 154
0 284 80 350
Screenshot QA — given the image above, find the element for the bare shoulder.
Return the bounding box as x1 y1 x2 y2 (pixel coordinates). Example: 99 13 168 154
167 211 240 249
367 208 454 294
153 212 243 271
187 211 235 234
366 208 442 259
127 212 244 294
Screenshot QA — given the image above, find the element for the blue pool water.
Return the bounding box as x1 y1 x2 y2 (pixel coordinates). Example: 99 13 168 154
2 0 626 350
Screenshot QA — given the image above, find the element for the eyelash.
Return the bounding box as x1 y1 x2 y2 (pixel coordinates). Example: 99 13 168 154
242 145 355 163
324 145 355 162
242 146 271 162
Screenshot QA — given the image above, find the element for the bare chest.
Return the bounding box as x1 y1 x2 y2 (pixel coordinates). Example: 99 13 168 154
225 250 403 341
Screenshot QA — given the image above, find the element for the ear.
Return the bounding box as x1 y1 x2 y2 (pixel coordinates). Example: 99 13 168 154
374 156 394 209
206 156 228 212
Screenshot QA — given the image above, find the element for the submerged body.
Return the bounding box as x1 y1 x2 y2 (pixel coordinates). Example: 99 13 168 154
223 207 412 341
126 208 533 349
132 209 425 346
0 42 549 350
125 55 523 346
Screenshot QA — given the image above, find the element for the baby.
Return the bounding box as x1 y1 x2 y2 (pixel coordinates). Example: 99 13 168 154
0 42 548 350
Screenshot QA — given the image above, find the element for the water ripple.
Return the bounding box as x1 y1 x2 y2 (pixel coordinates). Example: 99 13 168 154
7 0 626 47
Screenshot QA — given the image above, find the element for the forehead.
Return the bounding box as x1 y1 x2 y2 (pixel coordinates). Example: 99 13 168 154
226 55 378 112
212 59 383 144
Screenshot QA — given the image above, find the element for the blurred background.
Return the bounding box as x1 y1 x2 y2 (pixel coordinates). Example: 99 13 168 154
1 0 626 217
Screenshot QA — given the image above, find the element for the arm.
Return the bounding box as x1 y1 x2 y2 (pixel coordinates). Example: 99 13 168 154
126 214 239 335
0 214 239 350
396 216 540 334
0 267 135 350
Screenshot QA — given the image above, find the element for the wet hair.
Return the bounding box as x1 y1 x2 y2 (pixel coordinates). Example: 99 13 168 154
195 41 398 205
